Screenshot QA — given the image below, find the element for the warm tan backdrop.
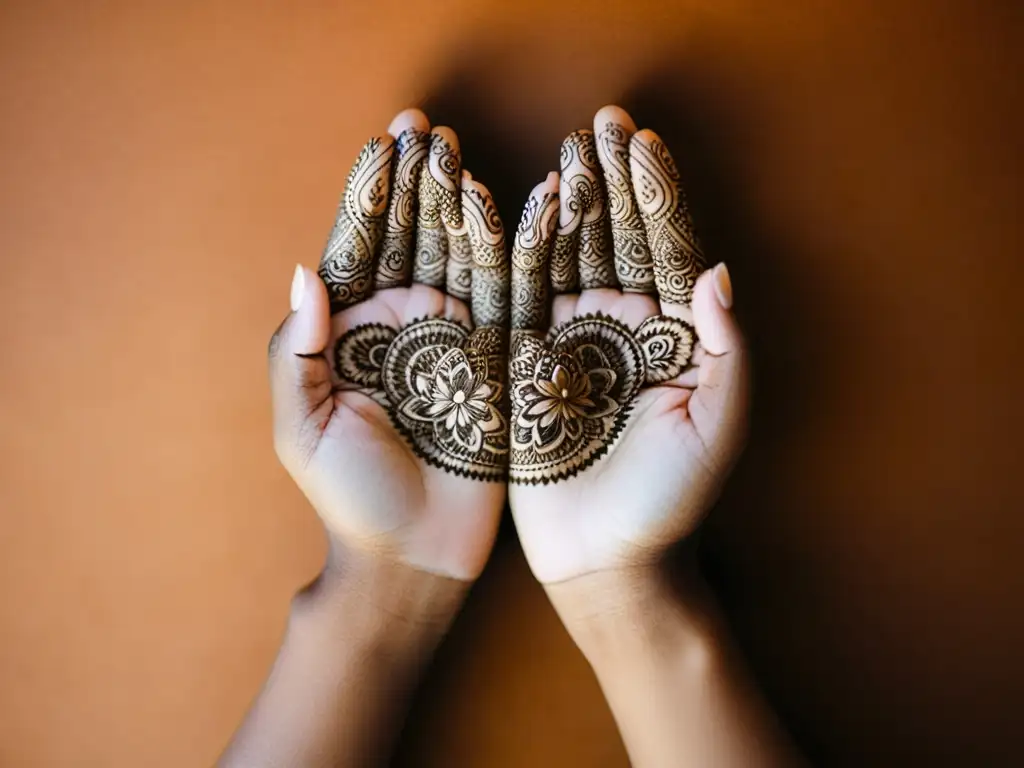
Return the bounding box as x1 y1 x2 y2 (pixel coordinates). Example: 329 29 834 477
1 1 1022 765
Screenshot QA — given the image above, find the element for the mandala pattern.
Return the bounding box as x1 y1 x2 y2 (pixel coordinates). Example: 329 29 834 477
509 313 695 484
629 134 706 304
376 127 429 289
335 318 508 480
595 120 655 294
319 136 395 311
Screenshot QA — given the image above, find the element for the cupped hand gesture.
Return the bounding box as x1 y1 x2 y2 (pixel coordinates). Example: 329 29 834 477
507 107 749 584
269 109 510 581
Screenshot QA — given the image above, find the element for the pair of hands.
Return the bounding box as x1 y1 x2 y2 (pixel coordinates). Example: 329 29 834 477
268 106 747 593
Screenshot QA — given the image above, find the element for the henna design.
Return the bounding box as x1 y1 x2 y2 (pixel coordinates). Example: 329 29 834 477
335 318 508 480
596 121 655 294
511 189 559 330
463 180 510 328
427 131 474 302
508 312 694 484
413 134 454 288
376 127 429 289
630 133 705 305
319 136 394 311
635 316 695 384
551 131 615 292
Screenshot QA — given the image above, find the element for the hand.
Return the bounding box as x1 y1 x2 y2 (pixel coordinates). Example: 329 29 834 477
269 109 510 581
508 106 748 584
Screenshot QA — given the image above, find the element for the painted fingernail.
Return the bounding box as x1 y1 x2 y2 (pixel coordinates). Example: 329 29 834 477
713 263 733 310
290 264 305 312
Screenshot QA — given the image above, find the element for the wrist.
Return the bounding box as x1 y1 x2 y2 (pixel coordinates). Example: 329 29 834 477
545 564 719 665
291 542 470 655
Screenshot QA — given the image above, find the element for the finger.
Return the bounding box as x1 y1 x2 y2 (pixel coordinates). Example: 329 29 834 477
376 109 431 290
594 105 654 293
689 263 747 453
318 135 395 312
511 172 560 332
549 134 580 293
413 128 457 290
463 172 509 329
428 128 474 303
630 128 706 310
269 266 334 464
553 130 616 292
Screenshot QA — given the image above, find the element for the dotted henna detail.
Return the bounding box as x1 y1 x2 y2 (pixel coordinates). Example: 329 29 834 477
508 313 694 484
335 318 508 481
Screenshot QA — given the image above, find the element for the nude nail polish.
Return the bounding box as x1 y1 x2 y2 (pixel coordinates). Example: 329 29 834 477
714 263 733 310
290 265 305 312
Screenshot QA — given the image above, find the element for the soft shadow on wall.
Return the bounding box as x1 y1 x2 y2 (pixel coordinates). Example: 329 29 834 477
397 23 1024 764
398 44 826 764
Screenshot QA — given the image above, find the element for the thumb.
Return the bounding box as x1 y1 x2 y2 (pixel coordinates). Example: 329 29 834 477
689 263 749 465
268 265 334 466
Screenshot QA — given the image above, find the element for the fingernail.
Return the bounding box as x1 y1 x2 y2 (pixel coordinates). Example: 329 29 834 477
290 265 305 312
713 263 733 310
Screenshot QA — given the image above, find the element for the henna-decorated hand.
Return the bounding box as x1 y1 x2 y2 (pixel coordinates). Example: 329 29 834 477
269 109 510 581
508 106 748 584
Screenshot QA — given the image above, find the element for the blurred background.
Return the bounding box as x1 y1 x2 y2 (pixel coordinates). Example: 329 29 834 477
1 1 1022 765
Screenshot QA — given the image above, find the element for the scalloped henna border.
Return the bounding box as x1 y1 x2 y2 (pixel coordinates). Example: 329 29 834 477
508 399 635 485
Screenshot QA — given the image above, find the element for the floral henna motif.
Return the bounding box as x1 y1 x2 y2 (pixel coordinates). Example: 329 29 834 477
509 313 695 484
335 318 508 480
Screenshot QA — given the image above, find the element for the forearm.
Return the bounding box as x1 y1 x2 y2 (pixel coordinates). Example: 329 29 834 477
547 567 802 768
220 545 468 768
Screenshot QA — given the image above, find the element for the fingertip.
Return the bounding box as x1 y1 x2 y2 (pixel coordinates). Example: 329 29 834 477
691 264 741 357
431 125 460 152
461 172 488 196
531 171 559 197
293 266 331 356
594 105 637 133
630 128 661 147
387 108 430 137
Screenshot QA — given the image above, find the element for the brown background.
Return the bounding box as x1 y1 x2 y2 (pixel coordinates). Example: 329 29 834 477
1 0 1022 765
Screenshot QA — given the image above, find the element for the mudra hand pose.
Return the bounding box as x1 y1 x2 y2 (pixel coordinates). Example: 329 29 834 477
221 106 802 768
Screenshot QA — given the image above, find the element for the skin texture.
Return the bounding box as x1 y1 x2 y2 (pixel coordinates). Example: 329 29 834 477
510 105 713 581
225 104 798 768
221 109 509 767
510 106 803 767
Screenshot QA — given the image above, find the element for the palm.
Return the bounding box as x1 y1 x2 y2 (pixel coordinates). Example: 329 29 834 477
510 291 715 583
507 107 742 584
271 112 512 581
297 287 503 571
